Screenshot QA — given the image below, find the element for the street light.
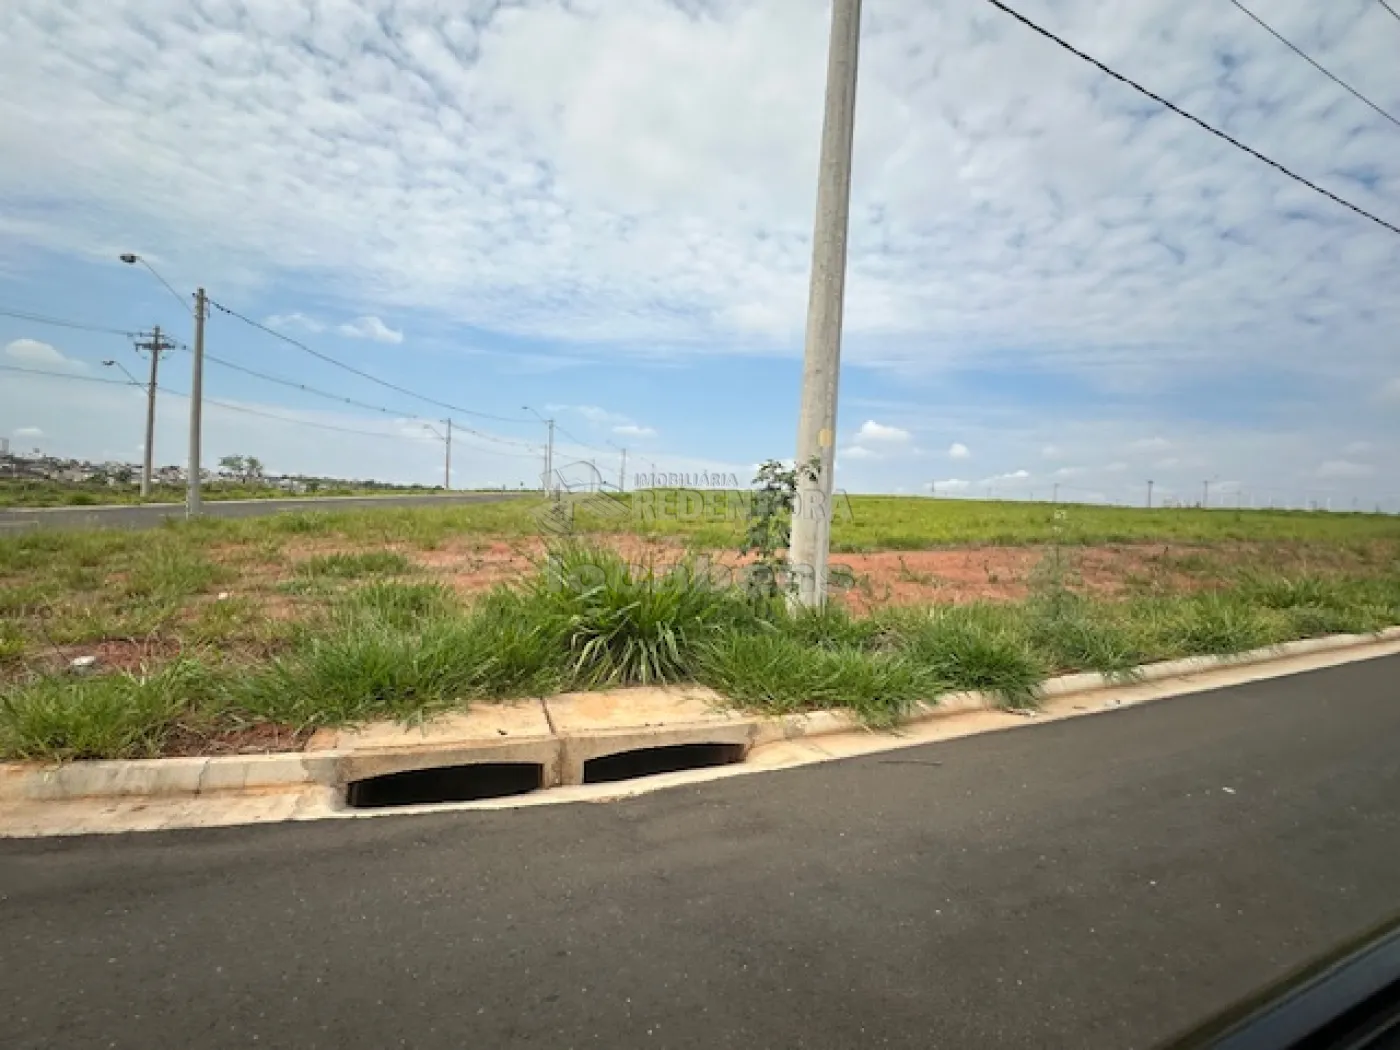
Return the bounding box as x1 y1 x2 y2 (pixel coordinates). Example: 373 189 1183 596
101 359 141 387
522 405 555 495
606 440 627 493
119 253 193 316
120 253 207 516
421 420 452 490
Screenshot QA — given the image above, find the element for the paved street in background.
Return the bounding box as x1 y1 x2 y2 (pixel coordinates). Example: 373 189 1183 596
0 491 525 531
4 658 1399 1049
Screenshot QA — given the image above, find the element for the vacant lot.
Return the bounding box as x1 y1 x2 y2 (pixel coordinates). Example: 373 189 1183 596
3 494 1398 761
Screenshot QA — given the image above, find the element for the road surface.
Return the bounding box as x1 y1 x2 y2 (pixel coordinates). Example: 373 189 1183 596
3 657 1398 1049
0 492 526 531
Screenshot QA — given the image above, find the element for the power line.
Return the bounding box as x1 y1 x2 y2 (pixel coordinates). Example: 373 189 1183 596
190 347 540 451
1379 1 1400 25
1 362 543 457
553 422 614 457
206 299 531 426
0 307 136 337
0 363 142 387
981 0 1400 238
1225 0 1400 130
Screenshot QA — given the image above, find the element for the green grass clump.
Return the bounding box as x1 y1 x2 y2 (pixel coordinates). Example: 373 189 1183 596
0 661 218 761
1160 593 1283 656
517 545 759 687
897 605 1046 708
229 605 559 730
697 630 940 728
336 580 459 630
123 545 227 602
774 603 886 650
295 550 413 579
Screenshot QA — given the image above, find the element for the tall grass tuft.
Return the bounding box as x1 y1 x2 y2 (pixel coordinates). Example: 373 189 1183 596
697 630 941 728
0 661 218 761
897 605 1046 708
519 545 758 687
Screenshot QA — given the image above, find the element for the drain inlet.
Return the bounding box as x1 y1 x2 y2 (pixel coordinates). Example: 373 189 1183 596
346 762 543 809
582 742 746 785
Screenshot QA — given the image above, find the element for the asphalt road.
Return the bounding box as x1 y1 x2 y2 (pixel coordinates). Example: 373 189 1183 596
0 491 524 531
4 658 1399 1049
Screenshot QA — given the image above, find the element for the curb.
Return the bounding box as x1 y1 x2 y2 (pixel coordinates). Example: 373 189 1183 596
3 627 1399 809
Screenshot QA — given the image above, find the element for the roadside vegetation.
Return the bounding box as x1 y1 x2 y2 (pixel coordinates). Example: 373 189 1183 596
0 478 497 508
2 491 1399 761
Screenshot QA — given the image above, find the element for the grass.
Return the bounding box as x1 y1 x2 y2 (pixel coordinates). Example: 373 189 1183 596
3 492 1400 761
0 478 456 508
0 660 219 761
295 550 414 579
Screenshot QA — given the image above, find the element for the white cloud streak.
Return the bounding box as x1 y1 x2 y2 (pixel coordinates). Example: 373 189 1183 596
337 315 404 344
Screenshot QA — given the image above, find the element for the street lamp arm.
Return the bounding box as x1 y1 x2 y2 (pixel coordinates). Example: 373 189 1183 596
120 254 195 316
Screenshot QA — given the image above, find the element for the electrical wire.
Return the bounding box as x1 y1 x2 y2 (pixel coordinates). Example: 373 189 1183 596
0 363 142 387
2 362 544 459
981 0 1400 238
1225 0 1400 129
190 347 541 451
0 308 136 337
206 298 532 426
553 422 615 457
1379 0 1400 24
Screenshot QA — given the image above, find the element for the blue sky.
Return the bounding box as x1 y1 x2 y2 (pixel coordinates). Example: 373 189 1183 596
2 0 1399 507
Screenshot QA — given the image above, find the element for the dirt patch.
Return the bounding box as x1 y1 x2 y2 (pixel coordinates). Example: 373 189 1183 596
163 721 312 757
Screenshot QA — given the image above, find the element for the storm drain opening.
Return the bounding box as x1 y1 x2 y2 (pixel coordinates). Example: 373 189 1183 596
345 762 543 809
583 742 747 785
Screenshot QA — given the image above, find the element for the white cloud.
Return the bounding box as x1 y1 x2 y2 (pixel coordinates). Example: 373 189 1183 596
982 469 1031 484
1053 466 1086 478
1105 462 1129 473
545 404 630 426
613 423 656 438
1317 459 1374 480
337 315 404 344
1155 457 1181 469
1041 445 1061 460
948 442 971 460
1379 380 1400 405
4 338 86 373
1344 441 1373 456
266 312 325 334
13 425 43 439
856 420 912 444
4 0 1397 395
931 478 969 492
842 445 880 461
1129 437 1172 453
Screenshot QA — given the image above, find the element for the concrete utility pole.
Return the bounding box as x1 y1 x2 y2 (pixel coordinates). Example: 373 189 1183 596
789 0 863 609
188 289 207 517
129 326 170 497
442 420 453 489
1147 479 1154 509
618 447 627 493
546 418 555 497
1202 479 1210 508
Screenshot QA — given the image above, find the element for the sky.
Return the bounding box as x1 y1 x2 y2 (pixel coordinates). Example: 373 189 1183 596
1 0 1399 508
